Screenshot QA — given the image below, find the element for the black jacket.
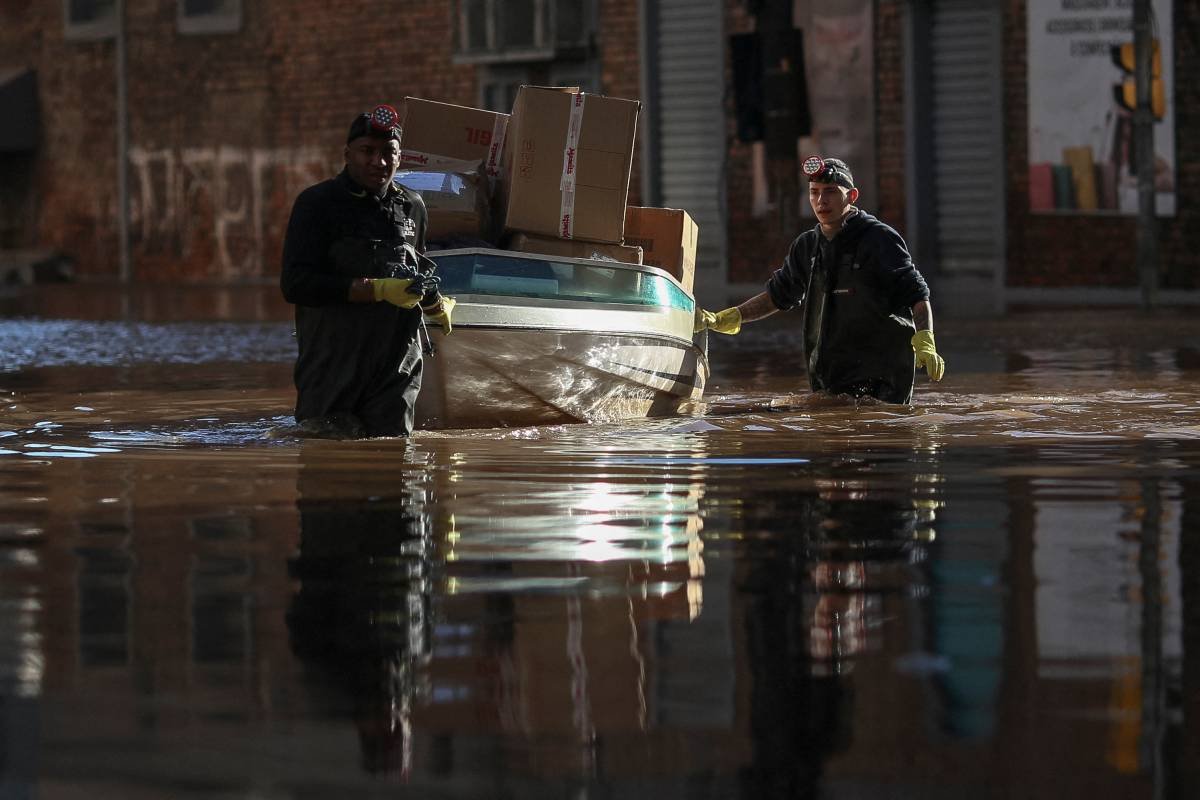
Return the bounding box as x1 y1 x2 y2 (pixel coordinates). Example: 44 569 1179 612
765 210 929 403
280 170 436 435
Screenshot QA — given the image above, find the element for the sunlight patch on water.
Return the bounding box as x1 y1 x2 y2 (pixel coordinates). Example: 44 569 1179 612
23 444 120 455
1143 426 1200 440
1001 430 1127 440
599 456 810 466
447 576 590 594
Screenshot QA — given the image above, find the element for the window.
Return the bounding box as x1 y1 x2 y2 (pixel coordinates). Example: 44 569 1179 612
64 0 117 41
477 61 598 113
77 547 132 666
177 0 241 35
190 555 251 664
432 252 694 312
457 0 593 63
481 78 521 115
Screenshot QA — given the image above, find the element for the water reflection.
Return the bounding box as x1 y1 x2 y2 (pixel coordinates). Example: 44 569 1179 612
0 302 1197 796
287 443 433 777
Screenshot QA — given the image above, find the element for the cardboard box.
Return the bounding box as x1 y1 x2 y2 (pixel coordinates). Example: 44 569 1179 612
507 232 642 264
498 86 640 244
396 162 491 244
623 207 698 291
399 97 509 180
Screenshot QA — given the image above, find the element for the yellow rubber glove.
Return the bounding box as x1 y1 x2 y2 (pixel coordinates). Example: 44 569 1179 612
372 277 421 309
693 307 742 335
911 330 945 381
423 296 456 335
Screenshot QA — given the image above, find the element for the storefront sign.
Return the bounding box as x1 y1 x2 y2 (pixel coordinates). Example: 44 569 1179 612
1027 0 1175 215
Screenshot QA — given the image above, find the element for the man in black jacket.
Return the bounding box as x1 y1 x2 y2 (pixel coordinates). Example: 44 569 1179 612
696 156 944 404
281 104 455 437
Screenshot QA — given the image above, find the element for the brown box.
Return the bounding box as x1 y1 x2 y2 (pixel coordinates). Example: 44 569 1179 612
396 163 491 243
498 86 640 244
507 232 642 264
399 97 509 179
622 207 698 291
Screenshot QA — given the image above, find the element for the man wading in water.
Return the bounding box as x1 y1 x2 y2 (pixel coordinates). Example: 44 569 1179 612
280 104 455 437
695 156 944 404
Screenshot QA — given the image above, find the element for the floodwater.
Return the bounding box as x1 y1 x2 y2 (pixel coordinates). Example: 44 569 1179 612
1 286 1199 798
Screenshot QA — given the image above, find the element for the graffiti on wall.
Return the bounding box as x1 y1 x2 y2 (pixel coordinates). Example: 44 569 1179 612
129 146 334 278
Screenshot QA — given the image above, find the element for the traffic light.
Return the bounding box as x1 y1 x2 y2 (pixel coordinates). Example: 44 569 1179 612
1111 40 1165 120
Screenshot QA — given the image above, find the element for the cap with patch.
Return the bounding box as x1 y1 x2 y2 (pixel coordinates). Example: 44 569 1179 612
802 155 854 189
347 104 402 144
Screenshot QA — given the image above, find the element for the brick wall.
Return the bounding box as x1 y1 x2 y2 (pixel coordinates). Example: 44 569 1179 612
1005 0 1199 289
1 1 476 282
12 2 1190 290
0 1 655 284
598 0 643 207
875 0 906 236
0 2 124 275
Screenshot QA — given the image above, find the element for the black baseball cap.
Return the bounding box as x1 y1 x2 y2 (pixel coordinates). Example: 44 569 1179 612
802 155 855 189
347 104 402 144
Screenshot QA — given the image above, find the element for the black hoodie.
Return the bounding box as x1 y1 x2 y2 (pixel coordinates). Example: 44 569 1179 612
765 209 930 404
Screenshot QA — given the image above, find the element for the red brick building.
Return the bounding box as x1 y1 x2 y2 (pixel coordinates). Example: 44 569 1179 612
0 0 1196 313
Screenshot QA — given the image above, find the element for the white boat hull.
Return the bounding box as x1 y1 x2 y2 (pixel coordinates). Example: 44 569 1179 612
416 321 708 429
414 248 709 430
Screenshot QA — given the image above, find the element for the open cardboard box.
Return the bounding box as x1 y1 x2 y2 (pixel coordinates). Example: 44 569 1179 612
400 97 509 180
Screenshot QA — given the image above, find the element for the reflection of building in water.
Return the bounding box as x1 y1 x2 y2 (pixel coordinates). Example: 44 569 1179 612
1015 476 1184 780
0 514 45 790
13 429 1196 794
26 455 300 785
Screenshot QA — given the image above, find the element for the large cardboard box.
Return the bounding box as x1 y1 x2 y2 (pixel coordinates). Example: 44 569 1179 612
507 232 642 264
399 97 509 180
396 162 491 243
498 86 640 244
623 207 698 291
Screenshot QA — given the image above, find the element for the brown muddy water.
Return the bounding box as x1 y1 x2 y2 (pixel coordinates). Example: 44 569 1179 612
1 286 1199 799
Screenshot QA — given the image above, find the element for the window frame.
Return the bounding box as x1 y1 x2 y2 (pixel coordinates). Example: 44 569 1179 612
456 0 593 64
176 0 242 35
63 0 118 41
476 60 599 113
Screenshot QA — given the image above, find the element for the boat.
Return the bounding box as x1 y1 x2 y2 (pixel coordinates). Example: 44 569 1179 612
414 247 709 429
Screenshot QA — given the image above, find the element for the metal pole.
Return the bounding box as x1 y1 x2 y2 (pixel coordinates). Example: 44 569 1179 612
1133 0 1157 310
116 0 130 284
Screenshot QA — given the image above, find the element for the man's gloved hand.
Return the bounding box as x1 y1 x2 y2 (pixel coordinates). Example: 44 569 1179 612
422 296 456 335
694 307 742 335
911 330 945 381
373 277 422 309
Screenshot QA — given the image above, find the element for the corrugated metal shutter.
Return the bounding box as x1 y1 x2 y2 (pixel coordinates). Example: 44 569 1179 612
653 0 726 277
929 1 1005 280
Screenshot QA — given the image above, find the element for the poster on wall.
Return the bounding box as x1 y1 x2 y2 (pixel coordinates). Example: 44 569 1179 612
1027 0 1175 216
